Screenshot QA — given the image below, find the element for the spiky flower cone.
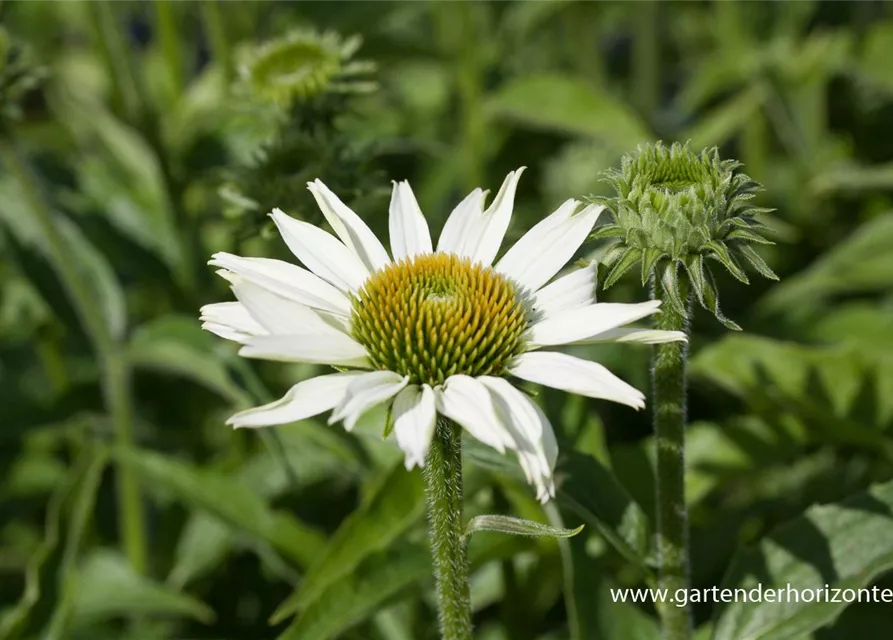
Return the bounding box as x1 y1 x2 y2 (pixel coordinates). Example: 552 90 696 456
593 141 777 329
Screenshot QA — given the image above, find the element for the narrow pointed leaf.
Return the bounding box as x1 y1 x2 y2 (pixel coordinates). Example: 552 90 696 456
726 228 775 245
700 267 741 331
705 240 749 284
659 261 688 318
275 542 431 640
589 224 625 241
640 248 665 286
738 244 779 280
465 514 583 539
685 255 709 307
603 247 642 289
270 462 425 623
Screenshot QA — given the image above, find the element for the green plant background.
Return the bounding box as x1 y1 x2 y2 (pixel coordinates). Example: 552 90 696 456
2 2 893 639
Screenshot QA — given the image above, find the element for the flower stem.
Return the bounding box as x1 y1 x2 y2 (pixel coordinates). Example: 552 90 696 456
423 419 472 640
651 281 692 640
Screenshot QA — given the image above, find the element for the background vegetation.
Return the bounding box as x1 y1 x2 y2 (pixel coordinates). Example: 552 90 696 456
2 1 893 639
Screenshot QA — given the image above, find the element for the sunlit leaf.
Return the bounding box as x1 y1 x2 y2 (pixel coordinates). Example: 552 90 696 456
485 74 650 148
712 479 893 640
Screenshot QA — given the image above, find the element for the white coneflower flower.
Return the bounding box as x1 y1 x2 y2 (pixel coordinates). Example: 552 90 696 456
200 169 685 502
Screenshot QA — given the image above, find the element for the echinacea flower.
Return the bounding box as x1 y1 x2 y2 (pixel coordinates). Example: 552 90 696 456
201 169 685 501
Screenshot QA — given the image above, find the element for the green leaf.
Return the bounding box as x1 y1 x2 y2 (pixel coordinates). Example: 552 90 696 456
556 451 652 571
271 461 425 623
691 333 893 429
712 479 893 640
114 447 325 567
602 247 642 289
699 267 742 331
57 99 182 271
762 213 893 311
738 244 779 281
0 176 127 340
547 504 659 640
0 448 107 640
128 315 249 405
464 514 583 540
276 542 431 640
70 550 214 626
704 240 749 284
485 74 650 148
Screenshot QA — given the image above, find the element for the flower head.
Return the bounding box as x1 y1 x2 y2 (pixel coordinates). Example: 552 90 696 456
594 142 777 329
201 170 686 501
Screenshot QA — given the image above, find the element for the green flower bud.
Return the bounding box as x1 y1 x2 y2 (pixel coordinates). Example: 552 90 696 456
236 29 377 107
592 141 778 330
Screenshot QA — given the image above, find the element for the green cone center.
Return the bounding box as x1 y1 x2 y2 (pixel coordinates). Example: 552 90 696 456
350 253 528 386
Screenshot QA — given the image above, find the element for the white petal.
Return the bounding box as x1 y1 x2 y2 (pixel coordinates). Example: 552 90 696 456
389 181 433 260
200 302 266 344
436 188 487 256
231 277 349 336
497 202 603 293
307 180 391 273
526 300 662 347
577 328 688 345
210 252 350 316
531 263 599 317
392 384 437 469
330 371 409 431
270 208 370 293
509 352 645 410
435 375 514 452
465 168 526 265
479 377 558 501
227 372 366 428
239 333 370 368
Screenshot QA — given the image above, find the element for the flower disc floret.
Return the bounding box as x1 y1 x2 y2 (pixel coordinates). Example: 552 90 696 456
350 253 528 386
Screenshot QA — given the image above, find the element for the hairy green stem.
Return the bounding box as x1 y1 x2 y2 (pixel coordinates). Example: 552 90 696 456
2 144 147 574
651 281 692 640
423 419 472 640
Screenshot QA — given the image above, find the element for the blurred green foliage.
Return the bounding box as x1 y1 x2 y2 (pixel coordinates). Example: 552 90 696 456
1 2 893 639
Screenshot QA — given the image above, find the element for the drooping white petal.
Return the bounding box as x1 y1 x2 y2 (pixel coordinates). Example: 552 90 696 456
392 384 437 469
231 277 349 336
497 201 603 293
200 302 266 343
307 180 391 272
270 208 370 293
531 263 599 317
479 377 558 502
227 372 367 428
463 168 526 266
526 300 662 347
576 327 688 345
210 252 350 316
389 181 433 260
330 371 409 431
509 351 645 410
436 188 487 256
435 375 514 452
239 332 370 368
